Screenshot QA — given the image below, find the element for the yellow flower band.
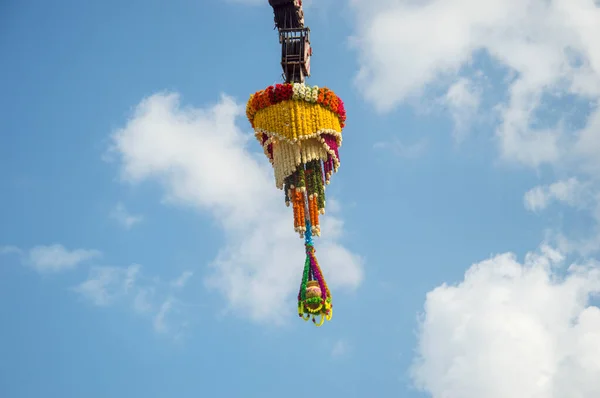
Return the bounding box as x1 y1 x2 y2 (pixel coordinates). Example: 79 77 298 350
252 100 342 142
246 82 346 128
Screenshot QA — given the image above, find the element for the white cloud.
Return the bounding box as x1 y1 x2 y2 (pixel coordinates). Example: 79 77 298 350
73 263 188 336
443 77 481 142
411 245 600 398
107 93 363 324
170 270 193 288
133 287 154 313
2 243 185 334
524 178 600 256
14 244 100 273
524 186 554 213
153 298 173 334
350 0 600 170
524 177 589 212
73 263 141 306
110 202 143 229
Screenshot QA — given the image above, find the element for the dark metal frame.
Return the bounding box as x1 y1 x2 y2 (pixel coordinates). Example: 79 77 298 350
269 0 311 84
280 28 311 83
269 0 304 29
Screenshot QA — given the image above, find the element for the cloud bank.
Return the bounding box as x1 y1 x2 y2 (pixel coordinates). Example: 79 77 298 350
350 0 600 170
346 1 600 395
411 246 600 398
0 244 100 273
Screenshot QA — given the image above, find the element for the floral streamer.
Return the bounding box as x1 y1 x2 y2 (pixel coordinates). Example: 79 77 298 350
247 82 345 326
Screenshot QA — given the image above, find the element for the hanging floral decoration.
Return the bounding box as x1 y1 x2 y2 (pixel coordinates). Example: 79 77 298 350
246 82 346 326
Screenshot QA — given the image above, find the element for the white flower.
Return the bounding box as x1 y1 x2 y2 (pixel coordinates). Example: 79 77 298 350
310 87 319 102
292 83 301 99
298 84 307 99
304 86 312 101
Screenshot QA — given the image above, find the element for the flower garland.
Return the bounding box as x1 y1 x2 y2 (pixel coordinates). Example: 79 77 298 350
246 83 346 128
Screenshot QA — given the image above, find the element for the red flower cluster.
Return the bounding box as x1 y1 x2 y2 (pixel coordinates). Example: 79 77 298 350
273 83 294 102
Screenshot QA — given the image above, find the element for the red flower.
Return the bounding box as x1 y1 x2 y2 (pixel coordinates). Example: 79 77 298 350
337 99 345 115
251 95 261 111
260 133 268 145
274 84 285 102
282 84 293 100
267 86 275 104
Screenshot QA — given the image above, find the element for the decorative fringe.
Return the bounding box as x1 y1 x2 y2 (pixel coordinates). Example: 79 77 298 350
288 163 326 237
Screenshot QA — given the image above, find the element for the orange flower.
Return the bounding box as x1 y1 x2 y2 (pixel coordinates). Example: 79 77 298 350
317 88 325 103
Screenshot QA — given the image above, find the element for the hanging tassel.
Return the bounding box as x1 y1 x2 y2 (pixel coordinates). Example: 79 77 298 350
297 218 333 326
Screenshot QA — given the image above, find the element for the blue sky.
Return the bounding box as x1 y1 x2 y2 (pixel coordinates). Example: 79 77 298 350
2 1 600 397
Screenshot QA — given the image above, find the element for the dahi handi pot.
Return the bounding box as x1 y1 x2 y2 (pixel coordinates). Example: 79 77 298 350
305 280 322 309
